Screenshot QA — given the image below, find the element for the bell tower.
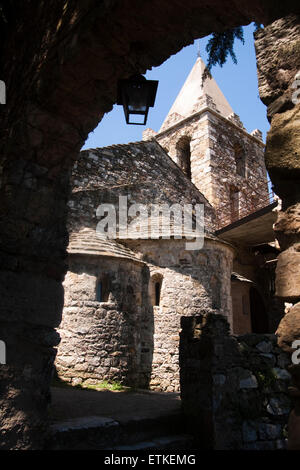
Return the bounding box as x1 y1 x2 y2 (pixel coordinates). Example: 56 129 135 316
143 57 269 226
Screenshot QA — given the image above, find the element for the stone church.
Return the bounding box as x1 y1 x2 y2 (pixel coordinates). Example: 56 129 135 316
55 57 282 392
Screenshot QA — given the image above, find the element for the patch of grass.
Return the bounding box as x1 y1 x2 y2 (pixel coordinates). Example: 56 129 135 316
282 425 288 439
51 372 135 393
83 380 127 392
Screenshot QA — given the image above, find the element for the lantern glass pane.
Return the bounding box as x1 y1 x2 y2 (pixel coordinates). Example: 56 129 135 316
125 82 149 113
127 114 147 125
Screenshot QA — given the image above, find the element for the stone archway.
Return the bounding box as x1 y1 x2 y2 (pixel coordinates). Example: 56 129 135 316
0 1 300 449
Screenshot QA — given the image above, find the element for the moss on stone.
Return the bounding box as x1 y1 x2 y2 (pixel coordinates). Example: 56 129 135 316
255 369 277 390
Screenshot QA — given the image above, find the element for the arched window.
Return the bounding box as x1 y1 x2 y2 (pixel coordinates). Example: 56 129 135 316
150 274 163 307
155 282 161 306
176 136 191 179
234 143 246 177
96 275 110 302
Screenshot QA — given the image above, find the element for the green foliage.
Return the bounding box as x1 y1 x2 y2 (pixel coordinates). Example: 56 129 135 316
255 369 277 389
282 425 288 439
202 22 264 81
254 22 263 32
203 27 245 80
51 374 130 392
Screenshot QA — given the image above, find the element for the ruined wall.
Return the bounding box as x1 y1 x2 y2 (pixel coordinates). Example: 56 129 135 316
56 255 152 388
124 237 234 392
180 314 291 450
155 108 268 226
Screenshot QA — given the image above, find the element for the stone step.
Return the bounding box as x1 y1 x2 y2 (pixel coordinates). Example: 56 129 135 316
46 411 188 450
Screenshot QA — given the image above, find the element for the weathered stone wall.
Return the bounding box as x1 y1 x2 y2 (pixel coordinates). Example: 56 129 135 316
57 236 234 393
56 255 152 388
124 237 234 391
156 108 268 225
180 314 291 450
68 140 216 234
255 16 300 448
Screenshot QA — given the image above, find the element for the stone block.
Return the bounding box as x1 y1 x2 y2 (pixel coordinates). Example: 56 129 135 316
265 106 300 172
213 374 226 386
272 367 291 381
267 397 290 416
276 250 300 299
239 372 258 389
276 302 300 352
258 423 282 440
242 422 257 443
256 341 273 353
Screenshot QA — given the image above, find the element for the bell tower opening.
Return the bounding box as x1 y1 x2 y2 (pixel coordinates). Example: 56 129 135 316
150 273 163 307
176 136 191 179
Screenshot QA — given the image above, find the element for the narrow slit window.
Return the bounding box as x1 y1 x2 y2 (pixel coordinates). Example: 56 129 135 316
96 281 102 302
150 274 163 307
96 276 110 302
155 282 161 306
176 137 191 179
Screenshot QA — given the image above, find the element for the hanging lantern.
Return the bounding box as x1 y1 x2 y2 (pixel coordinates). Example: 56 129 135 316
117 74 158 125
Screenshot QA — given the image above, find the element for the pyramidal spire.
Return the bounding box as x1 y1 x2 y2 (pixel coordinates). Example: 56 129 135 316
159 57 234 132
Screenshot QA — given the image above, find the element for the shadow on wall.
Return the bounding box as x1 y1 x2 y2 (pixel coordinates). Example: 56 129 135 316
249 286 269 334
179 313 291 450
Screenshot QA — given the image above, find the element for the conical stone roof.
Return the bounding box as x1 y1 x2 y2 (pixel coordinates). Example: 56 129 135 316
159 57 233 132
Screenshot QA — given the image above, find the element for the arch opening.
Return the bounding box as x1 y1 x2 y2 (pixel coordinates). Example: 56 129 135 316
150 273 163 307
176 136 191 179
96 275 110 302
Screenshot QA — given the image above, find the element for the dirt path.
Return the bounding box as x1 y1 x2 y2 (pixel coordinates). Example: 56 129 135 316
50 386 181 424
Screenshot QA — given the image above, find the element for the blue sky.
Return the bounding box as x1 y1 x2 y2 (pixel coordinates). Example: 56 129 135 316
83 23 269 150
